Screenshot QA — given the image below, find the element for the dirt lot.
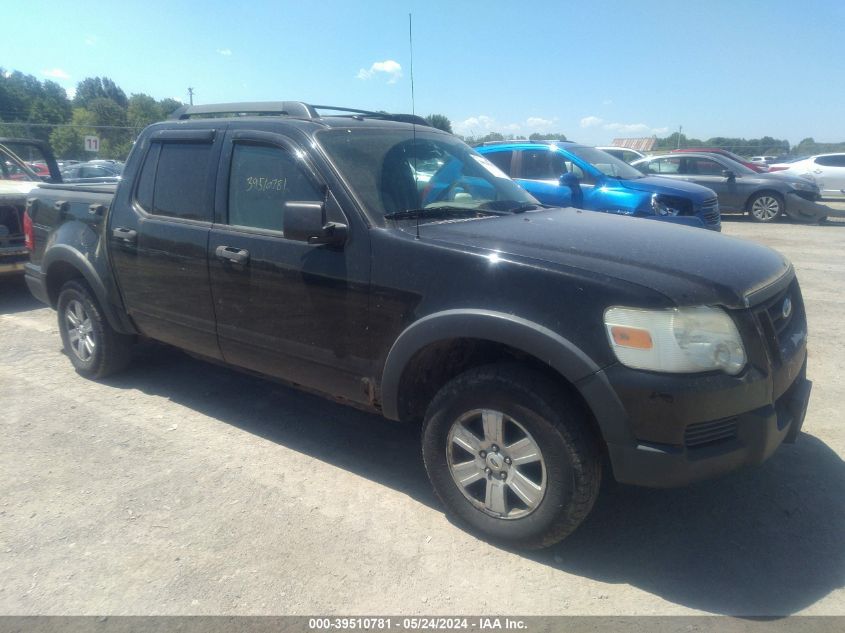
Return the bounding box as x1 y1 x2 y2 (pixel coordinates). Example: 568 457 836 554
0 213 843 616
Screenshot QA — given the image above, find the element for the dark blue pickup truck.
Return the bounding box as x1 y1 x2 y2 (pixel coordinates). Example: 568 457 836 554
476 141 721 230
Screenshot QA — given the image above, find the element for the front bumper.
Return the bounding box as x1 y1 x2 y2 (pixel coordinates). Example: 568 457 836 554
785 192 845 222
595 277 810 488
607 369 811 488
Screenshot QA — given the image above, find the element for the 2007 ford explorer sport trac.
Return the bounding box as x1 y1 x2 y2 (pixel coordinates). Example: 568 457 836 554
23 102 812 549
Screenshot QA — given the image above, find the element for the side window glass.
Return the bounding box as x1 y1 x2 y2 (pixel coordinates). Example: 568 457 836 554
816 155 845 167
691 159 724 176
652 158 681 174
484 150 513 175
521 150 559 180
153 142 213 221
135 143 160 212
228 143 323 232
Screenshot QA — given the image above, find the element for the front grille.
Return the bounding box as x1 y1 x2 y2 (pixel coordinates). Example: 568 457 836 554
699 197 721 226
685 418 738 448
755 279 804 364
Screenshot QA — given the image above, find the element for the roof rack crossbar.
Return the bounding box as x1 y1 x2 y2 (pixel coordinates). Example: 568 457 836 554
169 101 431 127
170 101 320 120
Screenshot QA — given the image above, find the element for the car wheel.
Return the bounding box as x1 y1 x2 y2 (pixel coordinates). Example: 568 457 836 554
421 363 601 549
748 192 784 222
57 280 133 379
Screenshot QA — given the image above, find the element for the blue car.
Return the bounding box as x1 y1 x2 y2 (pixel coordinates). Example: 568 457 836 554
475 141 721 230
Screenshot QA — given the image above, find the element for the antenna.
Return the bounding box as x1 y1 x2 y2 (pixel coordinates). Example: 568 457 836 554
409 13 420 240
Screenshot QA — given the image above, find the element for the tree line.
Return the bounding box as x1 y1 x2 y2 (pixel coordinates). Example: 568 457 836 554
0 70 181 160
2 69 844 160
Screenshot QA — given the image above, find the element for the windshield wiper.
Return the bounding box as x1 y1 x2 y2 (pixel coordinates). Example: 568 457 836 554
384 206 502 220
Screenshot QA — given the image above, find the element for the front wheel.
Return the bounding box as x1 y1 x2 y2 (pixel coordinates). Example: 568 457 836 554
57 280 133 379
748 192 784 222
422 364 601 549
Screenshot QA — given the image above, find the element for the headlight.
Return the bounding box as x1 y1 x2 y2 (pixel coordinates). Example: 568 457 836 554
651 193 680 216
789 179 818 192
604 306 747 375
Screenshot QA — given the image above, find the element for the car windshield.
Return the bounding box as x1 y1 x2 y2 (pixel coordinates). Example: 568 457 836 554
566 145 644 180
317 127 540 226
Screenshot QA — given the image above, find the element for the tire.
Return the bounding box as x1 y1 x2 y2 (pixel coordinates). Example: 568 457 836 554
421 363 602 549
748 192 784 222
57 280 133 379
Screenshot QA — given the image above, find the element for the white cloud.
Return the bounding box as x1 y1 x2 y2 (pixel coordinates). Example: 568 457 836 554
526 116 558 131
42 68 70 80
580 116 604 128
217 48 232 56
85 35 97 46
581 114 666 136
455 114 562 137
65 87 76 99
356 60 403 84
602 99 613 106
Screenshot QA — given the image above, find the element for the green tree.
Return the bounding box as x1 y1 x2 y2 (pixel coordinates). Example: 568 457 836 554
128 93 162 131
49 108 96 160
425 114 452 133
529 132 567 141
158 98 183 118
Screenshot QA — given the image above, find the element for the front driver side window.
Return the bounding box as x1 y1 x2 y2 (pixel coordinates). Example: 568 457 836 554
228 143 323 232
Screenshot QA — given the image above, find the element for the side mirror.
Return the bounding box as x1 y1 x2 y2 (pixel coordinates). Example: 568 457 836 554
284 201 347 246
559 172 581 189
722 169 736 180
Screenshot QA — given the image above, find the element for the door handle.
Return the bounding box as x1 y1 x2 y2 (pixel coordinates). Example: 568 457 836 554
215 245 250 265
112 227 137 244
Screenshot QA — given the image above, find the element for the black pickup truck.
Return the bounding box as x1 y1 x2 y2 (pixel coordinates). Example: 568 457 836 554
24 102 812 548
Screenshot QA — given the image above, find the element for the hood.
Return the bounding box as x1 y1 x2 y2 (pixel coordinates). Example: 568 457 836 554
756 171 816 187
417 208 791 309
617 176 716 200
0 179 40 197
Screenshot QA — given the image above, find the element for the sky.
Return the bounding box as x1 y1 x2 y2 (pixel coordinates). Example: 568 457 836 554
3 0 843 146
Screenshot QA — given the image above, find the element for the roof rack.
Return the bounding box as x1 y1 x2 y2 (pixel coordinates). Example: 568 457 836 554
169 101 430 127
478 139 573 146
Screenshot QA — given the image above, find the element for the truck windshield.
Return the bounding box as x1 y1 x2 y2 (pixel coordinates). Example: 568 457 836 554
317 128 539 226
567 146 645 180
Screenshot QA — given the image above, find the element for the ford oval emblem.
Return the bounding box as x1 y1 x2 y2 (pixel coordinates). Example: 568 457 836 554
782 297 793 319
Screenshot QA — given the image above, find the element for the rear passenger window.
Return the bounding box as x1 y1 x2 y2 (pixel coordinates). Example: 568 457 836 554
135 143 160 212
227 143 323 232
152 142 213 221
484 150 513 175
815 155 845 167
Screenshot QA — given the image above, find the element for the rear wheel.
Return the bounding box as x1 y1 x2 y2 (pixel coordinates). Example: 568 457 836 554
748 192 783 222
421 364 601 549
57 280 133 379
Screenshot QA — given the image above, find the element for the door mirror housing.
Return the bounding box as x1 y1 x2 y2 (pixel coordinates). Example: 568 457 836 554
722 169 736 180
283 201 347 246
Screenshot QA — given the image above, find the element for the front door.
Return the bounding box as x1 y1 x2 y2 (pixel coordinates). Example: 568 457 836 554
207 130 372 404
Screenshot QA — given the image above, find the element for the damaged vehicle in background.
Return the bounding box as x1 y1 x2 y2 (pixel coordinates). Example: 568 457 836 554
632 152 837 223
475 141 721 230
0 138 61 275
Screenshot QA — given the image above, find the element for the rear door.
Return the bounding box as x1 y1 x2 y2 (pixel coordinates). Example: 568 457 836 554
109 128 223 359
207 130 373 404
812 155 845 196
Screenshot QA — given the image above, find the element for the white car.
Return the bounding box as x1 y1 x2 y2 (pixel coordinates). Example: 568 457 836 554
769 154 845 198
595 146 646 163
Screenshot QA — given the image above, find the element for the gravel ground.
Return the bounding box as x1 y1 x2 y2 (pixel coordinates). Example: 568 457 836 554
0 213 843 617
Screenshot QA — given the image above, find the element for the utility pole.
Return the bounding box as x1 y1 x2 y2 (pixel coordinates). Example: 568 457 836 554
188 87 194 105
677 125 683 149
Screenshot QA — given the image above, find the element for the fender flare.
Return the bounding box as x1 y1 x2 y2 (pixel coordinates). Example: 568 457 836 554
42 245 135 334
380 309 586 409
380 309 634 445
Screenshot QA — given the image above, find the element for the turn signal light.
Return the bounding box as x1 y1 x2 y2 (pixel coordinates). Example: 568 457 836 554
610 326 653 349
